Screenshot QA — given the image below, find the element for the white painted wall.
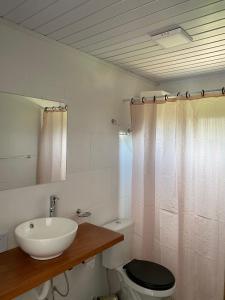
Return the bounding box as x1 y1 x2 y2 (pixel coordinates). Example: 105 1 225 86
0 20 155 299
158 70 225 94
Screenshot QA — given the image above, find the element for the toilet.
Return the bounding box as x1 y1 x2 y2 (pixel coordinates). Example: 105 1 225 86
102 219 176 300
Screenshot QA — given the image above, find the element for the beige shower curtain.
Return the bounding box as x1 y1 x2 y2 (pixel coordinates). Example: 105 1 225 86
131 97 225 300
37 110 67 184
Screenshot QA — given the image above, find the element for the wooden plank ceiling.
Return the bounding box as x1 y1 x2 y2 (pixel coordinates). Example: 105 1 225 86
1 0 225 80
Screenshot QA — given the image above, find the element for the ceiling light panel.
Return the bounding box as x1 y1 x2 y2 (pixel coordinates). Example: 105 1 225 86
150 27 192 48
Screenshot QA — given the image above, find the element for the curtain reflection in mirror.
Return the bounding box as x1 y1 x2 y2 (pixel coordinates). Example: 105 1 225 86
37 106 67 184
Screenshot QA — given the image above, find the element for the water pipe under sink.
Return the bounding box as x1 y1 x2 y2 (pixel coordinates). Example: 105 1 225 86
32 281 51 300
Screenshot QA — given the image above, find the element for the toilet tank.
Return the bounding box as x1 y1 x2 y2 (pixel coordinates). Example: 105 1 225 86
102 219 134 269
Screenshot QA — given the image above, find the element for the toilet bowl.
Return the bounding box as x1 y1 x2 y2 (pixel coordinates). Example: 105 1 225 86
102 219 175 300
116 262 175 300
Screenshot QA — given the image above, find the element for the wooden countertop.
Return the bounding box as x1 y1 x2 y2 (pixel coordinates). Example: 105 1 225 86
0 222 124 300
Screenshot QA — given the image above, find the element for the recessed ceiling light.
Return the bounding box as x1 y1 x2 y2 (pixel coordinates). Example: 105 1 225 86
150 27 192 48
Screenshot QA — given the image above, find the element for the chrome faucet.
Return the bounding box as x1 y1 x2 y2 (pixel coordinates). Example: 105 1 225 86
49 195 59 217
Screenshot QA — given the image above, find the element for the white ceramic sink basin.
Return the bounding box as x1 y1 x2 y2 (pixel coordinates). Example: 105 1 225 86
15 217 78 260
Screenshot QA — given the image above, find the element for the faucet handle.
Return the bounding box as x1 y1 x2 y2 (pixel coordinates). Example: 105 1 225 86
49 195 59 217
50 195 59 203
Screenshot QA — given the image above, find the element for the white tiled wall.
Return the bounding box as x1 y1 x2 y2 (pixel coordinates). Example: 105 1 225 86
0 20 155 299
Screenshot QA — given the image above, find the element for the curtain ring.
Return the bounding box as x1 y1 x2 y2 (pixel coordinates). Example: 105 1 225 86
142 97 145 104
201 89 205 97
186 91 190 99
165 95 168 101
131 97 134 104
222 87 225 95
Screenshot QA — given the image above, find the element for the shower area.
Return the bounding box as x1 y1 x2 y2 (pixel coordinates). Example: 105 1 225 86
119 88 225 300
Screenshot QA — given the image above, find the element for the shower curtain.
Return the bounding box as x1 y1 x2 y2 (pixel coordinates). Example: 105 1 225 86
131 97 225 300
37 110 67 184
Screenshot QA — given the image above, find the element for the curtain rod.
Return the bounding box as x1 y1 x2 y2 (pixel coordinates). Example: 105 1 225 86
44 105 67 112
124 87 225 104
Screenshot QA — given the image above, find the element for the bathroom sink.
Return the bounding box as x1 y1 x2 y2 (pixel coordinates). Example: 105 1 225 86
15 217 78 260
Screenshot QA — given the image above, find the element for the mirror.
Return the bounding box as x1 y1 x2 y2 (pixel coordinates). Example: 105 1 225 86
0 91 67 191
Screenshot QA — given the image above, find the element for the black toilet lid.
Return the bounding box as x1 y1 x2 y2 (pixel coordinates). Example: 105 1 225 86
123 259 175 291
